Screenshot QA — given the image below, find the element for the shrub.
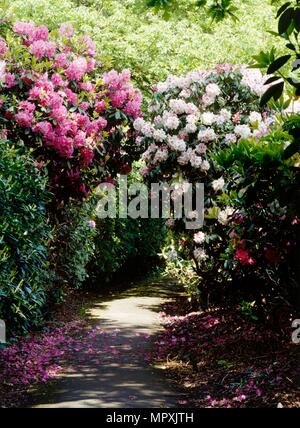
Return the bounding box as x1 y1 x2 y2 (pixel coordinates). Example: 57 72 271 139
0 20 142 203
135 64 300 315
0 140 51 335
214 131 300 314
48 196 97 294
134 65 271 295
88 217 166 285
2 0 278 92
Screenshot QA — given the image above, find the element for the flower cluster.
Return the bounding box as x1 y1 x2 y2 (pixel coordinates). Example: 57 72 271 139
136 66 272 178
135 65 272 271
0 22 142 200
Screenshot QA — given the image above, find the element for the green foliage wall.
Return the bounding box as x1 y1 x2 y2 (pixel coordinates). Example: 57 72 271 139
89 217 166 285
0 141 51 335
2 0 279 92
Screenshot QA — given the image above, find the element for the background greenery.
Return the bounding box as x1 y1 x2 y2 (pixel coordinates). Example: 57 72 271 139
0 0 279 93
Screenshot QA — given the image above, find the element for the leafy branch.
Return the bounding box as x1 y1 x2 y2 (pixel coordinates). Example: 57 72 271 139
251 0 300 106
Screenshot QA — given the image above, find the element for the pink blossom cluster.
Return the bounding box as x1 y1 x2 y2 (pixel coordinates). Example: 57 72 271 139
103 69 142 118
0 22 142 199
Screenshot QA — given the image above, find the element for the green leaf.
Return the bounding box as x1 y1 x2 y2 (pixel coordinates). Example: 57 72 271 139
283 139 300 159
286 43 296 51
267 54 291 74
264 76 282 85
276 2 291 18
295 8 300 32
278 7 295 34
260 81 284 106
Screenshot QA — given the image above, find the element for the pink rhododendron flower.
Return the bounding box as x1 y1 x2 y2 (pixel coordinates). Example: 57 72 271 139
95 100 106 113
29 40 56 59
0 21 142 202
55 53 68 68
80 102 89 111
5 73 16 88
59 23 74 39
87 59 96 73
51 105 68 122
51 73 65 87
33 121 53 136
19 100 36 113
31 25 49 42
81 35 96 57
79 81 95 92
66 57 87 81
0 38 8 55
234 248 256 266
64 88 78 105
15 110 34 127
13 22 36 37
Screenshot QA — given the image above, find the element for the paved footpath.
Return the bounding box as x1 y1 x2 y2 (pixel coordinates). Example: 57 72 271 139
31 279 184 408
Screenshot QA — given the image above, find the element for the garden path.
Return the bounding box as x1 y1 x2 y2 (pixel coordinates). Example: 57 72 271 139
31 279 184 408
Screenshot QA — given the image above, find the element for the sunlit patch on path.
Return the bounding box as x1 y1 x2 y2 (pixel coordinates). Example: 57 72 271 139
30 279 184 408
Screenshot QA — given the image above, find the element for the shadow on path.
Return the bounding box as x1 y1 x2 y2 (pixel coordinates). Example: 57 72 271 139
30 278 185 408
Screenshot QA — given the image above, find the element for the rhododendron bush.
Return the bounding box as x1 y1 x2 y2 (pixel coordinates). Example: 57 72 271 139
135 65 275 303
0 21 142 201
214 134 300 313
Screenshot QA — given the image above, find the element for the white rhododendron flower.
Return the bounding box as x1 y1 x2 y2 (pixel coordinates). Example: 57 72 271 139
0 61 6 82
178 149 193 165
240 67 269 96
154 148 168 163
141 144 157 161
141 123 154 137
195 143 207 154
218 207 235 225
206 83 221 98
202 112 216 125
186 113 200 124
153 129 167 142
154 115 163 126
190 154 203 168
133 117 145 132
225 133 237 144
185 103 199 115
193 248 208 262
180 89 192 98
198 128 216 142
184 122 197 134
168 135 186 152
201 160 210 171
212 177 225 192
234 124 252 139
216 109 231 125
164 113 180 130
202 94 214 106
194 231 206 244
169 98 188 115
156 82 168 93
249 111 262 124
171 182 190 201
